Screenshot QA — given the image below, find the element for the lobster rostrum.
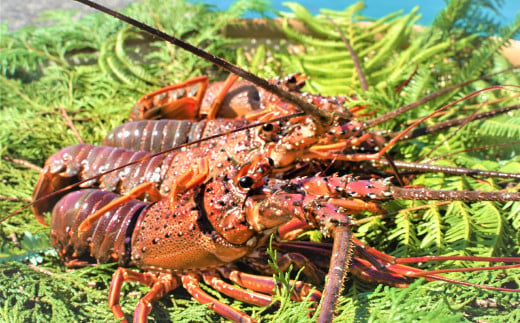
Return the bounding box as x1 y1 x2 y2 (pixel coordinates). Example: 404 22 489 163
5 0 519 322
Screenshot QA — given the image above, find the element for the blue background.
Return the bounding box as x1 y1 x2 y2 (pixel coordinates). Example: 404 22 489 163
209 0 519 28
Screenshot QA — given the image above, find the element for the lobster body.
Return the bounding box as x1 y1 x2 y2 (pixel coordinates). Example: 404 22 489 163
50 186 259 272
50 170 391 271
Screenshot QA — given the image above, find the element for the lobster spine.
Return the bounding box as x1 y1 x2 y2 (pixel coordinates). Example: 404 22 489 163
51 189 146 265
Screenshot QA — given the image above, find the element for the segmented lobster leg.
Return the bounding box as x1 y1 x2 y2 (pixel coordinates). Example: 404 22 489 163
201 270 274 307
277 218 313 241
241 247 326 286
108 268 179 323
350 257 410 288
170 157 209 206
205 74 240 119
181 273 256 323
219 267 322 303
275 252 325 286
130 76 209 121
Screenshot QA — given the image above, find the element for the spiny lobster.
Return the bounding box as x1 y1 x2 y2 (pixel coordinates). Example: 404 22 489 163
3 0 520 322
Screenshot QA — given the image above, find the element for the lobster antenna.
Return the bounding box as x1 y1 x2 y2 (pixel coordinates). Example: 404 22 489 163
73 0 334 124
391 186 520 201
365 66 520 127
375 158 520 180
317 226 353 323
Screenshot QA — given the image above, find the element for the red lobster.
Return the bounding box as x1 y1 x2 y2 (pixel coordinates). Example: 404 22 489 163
5 0 520 322
44 154 520 322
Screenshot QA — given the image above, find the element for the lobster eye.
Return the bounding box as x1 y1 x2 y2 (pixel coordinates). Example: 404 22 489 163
238 176 254 189
262 123 274 132
266 157 274 166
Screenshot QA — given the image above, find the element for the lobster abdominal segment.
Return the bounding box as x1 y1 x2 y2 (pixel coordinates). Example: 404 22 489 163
103 119 250 153
51 189 145 265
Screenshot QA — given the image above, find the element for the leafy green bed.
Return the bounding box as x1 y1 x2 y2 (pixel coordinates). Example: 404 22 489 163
1 0 519 321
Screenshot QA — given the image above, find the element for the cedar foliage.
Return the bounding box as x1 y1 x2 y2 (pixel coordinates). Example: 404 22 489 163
1 0 519 321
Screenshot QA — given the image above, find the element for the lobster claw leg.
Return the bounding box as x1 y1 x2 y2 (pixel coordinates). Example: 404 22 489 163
205 74 240 119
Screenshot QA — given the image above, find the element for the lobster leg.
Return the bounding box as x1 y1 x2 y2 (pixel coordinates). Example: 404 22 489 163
242 247 326 286
219 267 322 303
108 268 179 323
77 182 162 233
181 273 257 323
130 76 209 121
350 257 411 288
275 252 326 286
202 270 274 307
277 218 313 241
205 74 240 119
169 157 209 206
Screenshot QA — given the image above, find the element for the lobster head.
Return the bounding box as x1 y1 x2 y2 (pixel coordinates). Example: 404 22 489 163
130 169 294 272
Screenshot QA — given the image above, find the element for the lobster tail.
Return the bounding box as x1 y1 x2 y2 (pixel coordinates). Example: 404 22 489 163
103 120 202 153
32 143 167 225
31 144 90 225
102 119 249 153
51 189 146 266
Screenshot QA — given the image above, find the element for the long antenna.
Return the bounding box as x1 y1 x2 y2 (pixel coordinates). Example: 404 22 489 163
73 0 333 124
